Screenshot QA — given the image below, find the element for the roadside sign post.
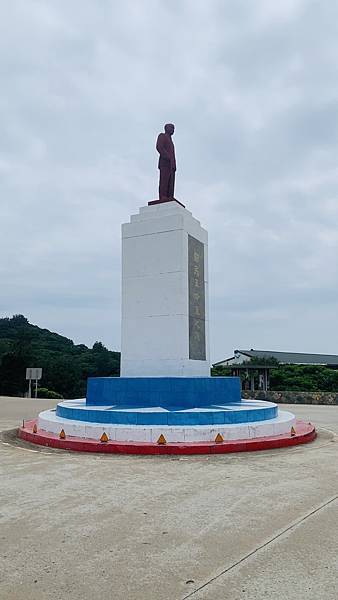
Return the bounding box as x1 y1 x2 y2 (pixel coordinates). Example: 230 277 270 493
26 368 42 399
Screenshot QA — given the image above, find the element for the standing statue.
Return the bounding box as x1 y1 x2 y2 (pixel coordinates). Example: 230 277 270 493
156 123 176 201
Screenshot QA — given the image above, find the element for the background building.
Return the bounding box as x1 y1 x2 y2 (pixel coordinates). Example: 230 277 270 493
213 350 338 392
215 349 338 368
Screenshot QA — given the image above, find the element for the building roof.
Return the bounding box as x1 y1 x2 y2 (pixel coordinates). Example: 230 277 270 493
226 364 276 370
214 349 338 366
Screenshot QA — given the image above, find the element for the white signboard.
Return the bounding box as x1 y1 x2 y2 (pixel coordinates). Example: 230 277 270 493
26 368 42 381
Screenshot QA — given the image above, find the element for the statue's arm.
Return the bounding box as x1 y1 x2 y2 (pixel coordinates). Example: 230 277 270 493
156 134 170 160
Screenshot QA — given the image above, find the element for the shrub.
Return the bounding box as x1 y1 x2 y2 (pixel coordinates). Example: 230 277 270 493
37 387 63 400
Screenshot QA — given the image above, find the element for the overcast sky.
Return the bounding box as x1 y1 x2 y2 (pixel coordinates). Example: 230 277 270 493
1 0 338 361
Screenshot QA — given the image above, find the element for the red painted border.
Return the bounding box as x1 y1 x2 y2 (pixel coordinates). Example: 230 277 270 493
18 420 316 455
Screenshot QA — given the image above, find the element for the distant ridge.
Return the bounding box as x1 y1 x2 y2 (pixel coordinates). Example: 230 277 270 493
0 315 120 398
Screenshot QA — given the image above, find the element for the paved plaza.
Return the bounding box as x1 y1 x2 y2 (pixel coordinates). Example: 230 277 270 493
0 396 337 600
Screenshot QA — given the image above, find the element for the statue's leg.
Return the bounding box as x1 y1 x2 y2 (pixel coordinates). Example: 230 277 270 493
168 171 175 199
159 166 170 200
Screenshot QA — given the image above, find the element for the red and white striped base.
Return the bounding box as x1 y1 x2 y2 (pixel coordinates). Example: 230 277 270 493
18 419 316 455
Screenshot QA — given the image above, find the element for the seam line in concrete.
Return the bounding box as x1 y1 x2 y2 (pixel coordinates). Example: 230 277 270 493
181 494 338 599
123 227 186 239
319 426 338 438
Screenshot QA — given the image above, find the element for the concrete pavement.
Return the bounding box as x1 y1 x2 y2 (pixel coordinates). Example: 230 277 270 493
0 397 337 600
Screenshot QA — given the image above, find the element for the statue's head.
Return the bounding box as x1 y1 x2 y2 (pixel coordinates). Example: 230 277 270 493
164 123 175 136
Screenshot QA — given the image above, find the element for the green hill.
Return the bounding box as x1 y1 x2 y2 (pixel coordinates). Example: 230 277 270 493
0 315 120 398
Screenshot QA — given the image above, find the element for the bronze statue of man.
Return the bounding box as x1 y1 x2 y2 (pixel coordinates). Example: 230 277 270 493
156 123 176 201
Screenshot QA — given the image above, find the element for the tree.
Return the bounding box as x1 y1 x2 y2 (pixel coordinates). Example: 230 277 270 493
0 352 27 396
211 364 231 376
0 315 121 398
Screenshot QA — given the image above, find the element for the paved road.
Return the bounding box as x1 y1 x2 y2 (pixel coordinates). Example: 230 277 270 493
0 397 337 600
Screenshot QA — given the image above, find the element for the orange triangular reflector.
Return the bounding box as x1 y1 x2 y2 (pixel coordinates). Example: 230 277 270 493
100 432 109 443
215 433 224 444
33 423 37 434
291 426 296 436
59 429 66 439
157 434 167 445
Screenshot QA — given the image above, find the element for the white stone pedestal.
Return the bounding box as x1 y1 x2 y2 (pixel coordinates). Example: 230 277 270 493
121 201 209 376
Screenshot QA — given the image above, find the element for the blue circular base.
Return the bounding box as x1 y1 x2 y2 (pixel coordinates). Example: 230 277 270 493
56 399 278 426
53 377 279 427
86 376 241 408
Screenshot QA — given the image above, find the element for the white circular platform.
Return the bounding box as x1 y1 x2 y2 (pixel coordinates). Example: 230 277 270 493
38 407 296 443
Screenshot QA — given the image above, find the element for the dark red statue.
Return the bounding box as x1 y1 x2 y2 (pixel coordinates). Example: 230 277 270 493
156 123 176 201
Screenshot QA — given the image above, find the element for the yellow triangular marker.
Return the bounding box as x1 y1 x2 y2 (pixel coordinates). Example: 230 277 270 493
59 429 66 439
100 432 109 443
157 434 167 445
33 423 37 434
291 426 296 436
215 433 224 444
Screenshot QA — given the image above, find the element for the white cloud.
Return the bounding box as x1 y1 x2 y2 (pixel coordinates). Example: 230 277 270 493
1 0 338 359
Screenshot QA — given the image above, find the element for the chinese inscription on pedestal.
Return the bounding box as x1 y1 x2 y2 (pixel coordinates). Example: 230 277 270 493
188 235 206 360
